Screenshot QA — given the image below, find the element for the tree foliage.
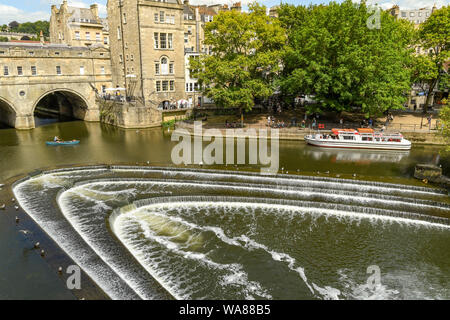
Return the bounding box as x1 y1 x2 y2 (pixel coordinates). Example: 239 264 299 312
415 5 449 112
190 2 286 112
6 20 50 37
278 0 415 116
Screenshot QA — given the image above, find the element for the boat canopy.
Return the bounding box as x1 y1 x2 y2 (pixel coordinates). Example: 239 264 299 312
331 128 357 135
357 128 374 134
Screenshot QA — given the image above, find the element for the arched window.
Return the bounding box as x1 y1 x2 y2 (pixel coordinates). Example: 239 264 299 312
161 57 168 74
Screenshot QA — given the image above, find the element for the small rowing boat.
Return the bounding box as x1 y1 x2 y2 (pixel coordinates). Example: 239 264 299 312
46 140 80 146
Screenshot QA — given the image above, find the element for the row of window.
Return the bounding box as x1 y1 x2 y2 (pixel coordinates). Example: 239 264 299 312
119 53 135 63
401 11 430 18
2 65 106 76
74 31 108 44
156 80 175 92
0 51 104 57
155 11 175 24
186 82 200 92
154 33 173 49
183 14 214 22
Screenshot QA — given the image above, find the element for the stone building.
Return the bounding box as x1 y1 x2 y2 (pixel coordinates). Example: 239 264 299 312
50 0 109 47
107 0 242 109
107 0 186 108
388 5 437 27
0 41 112 128
269 5 280 18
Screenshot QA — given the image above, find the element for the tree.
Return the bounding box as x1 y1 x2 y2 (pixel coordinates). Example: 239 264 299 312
190 2 286 119
278 0 415 117
8 21 19 30
416 6 449 113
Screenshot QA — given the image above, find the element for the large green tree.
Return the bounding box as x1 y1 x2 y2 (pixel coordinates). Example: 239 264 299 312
190 2 286 116
415 6 449 112
278 0 415 116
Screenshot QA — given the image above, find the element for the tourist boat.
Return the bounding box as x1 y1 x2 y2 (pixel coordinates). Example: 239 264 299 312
305 128 411 150
46 140 80 146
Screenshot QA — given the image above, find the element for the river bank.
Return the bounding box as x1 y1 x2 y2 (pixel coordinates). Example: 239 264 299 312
175 121 447 145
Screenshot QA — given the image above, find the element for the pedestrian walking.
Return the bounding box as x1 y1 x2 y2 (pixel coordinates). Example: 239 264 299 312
339 118 344 128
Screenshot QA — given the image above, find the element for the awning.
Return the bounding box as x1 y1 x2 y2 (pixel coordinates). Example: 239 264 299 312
105 87 126 91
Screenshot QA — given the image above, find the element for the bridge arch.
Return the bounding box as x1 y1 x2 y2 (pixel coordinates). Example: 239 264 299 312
32 88 91 121
0 96 18 128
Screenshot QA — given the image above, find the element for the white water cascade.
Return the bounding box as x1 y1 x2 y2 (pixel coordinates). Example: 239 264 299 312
13 166 450 300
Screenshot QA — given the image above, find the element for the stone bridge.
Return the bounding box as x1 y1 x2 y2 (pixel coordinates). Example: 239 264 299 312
0 79 100 129
0 41 111 129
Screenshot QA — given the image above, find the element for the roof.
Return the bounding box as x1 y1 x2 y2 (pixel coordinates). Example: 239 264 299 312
9 40 50 44
197 5 219 16
0 41 92 50
331 128 357 135
67 6 96 21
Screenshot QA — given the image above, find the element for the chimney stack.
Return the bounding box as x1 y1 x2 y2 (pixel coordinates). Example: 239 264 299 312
91 4 99 19
39 30 44 45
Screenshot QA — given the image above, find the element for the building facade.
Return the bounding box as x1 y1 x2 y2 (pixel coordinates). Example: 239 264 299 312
50 0 109 47
107 0 241 109
107 0 186 108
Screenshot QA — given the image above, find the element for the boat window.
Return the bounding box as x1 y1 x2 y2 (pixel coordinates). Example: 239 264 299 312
343 135 354 140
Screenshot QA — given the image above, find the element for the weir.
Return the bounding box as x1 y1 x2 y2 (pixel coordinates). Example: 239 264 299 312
13 166 450 300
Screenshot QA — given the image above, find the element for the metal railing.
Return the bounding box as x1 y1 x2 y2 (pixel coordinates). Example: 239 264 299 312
176 120 444 134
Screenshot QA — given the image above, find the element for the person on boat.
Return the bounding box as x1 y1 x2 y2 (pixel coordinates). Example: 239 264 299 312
53 136 61 142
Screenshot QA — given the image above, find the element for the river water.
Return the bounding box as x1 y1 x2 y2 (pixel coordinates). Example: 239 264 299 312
0 120 449 299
